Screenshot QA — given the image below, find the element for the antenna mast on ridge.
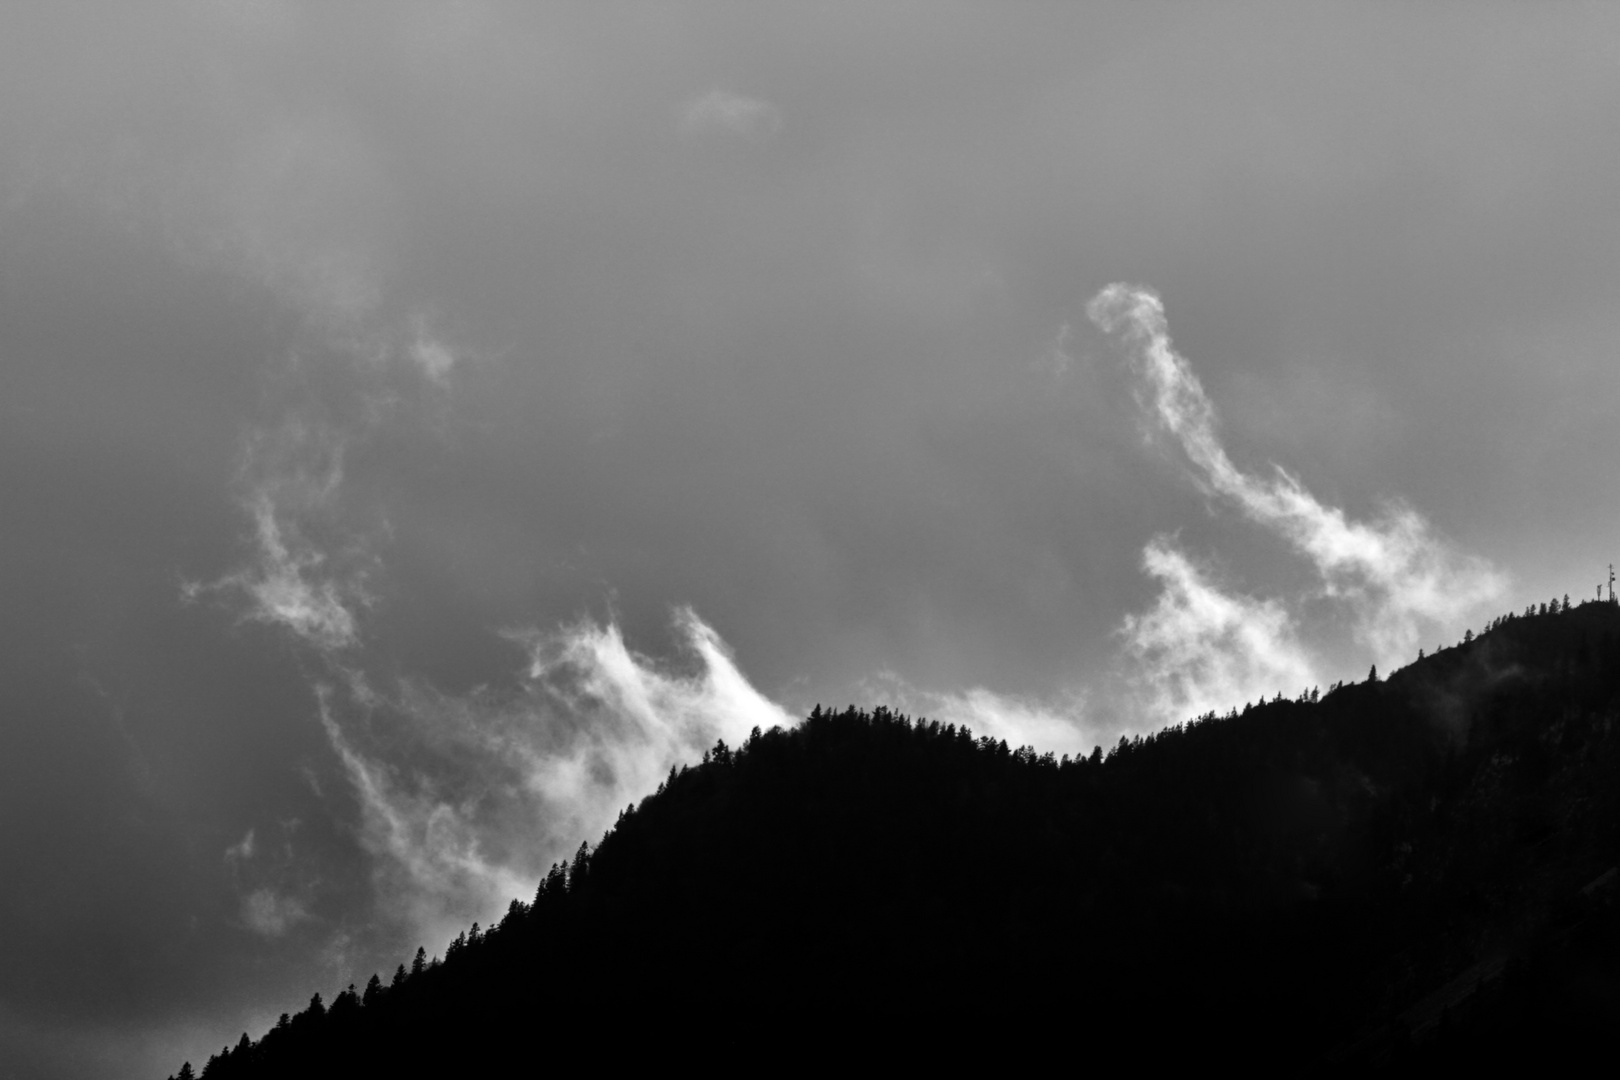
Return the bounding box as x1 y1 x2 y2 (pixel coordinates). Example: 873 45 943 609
1609 564 1615 604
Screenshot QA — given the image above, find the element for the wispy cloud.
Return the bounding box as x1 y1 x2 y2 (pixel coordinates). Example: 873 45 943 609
866 673 1094 758
222 825 313 939
1032 321 1077 378
407 316 458 384
240 888 310 938
1122 538 1318 722
318 608 793 951
679 89 783 139
223 829 256 864
187 422 368 652
235 491 361 650
318 694 529 951
1089 283 1506 669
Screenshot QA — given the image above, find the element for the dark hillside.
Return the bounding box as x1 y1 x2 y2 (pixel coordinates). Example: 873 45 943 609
177 601 1620 1075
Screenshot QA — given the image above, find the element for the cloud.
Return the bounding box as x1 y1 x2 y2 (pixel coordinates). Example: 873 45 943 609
224 830 256 864
408 327 457 384
222 825 314 939
871 536 1321 738
1089 283 1506 666
866 673 1094 757
679 89 783 139
1032 321 1076 377
235 492 361 650
318 696 529 951
1122 538 1319 723
240 888 309 938
188 423 368 652
319 608 794 952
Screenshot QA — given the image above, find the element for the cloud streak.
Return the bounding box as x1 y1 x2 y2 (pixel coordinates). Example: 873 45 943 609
316 608 793 952
864 673 1094 758
235 491 361 651
1089 283 1506 673
679 89 783 139
187 422 368 652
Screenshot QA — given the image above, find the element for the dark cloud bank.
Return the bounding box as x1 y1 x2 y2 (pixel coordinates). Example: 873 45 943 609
3 3 1619 1074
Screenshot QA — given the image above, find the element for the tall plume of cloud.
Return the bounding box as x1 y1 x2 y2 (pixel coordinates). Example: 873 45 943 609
1089 284 1506 714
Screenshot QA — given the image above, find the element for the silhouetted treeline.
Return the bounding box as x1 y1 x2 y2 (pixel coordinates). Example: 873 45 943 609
174 601 1620 1075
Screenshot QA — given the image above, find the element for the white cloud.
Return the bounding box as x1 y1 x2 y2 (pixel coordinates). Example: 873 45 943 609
319 608 794 952
187 421 371 653
236 492 360 650
1089 283 1506 668
318 696 528 951
1122 538 1319 724
866 673 1093 758
679 89 783 139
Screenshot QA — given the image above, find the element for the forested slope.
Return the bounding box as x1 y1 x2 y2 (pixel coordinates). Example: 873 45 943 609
175 600 1620 1075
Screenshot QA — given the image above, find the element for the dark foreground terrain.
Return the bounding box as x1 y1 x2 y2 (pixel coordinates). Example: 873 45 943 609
175 601 1620 1075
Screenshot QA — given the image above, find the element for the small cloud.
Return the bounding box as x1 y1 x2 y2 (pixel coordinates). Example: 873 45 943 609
679 89 783 139
223 830 256 863
240 888 309 938
408 318 458 384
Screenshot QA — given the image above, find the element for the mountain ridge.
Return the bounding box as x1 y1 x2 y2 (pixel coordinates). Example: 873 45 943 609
174 599 1620 1075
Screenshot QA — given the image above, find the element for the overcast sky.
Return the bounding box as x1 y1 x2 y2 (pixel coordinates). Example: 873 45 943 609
6 2 1620 1074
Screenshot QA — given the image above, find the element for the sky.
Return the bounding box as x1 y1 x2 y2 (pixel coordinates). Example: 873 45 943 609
4 2 1620 1074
